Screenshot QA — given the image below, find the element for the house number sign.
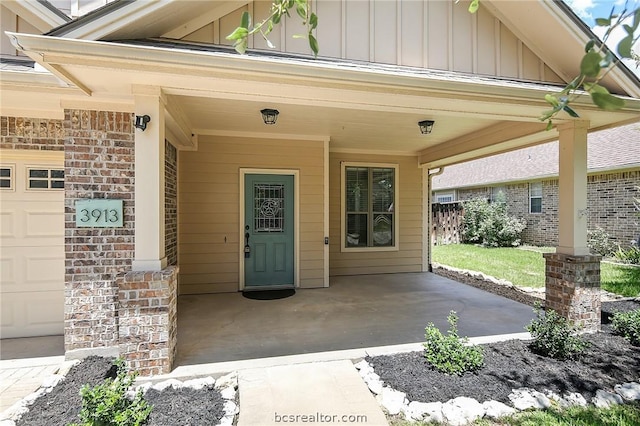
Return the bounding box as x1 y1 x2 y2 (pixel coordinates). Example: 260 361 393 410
75 199 124 228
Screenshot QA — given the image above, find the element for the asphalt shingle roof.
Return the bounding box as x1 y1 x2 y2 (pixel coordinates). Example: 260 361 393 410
432 123 640 190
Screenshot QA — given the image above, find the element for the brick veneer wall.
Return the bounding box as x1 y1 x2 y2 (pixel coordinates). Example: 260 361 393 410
64 110 135 352
1 116 65 150
453 170 639 248
117 267 178 375
165 140 178 267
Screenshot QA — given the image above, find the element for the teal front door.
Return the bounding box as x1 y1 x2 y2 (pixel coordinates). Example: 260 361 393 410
244 174 295 289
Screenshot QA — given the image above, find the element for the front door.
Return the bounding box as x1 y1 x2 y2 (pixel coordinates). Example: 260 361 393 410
244 174 294 289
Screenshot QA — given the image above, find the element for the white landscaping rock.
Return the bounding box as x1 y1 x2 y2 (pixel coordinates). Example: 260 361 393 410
220 386 236 400
217 414 235 426
559 392 588 408
366 377 383 395
151 378 183 392
0 419 16 426
184 376 215 391
442 397 485 426
223 400 239 415
377 387 407 415
354 360 370 371
41 374 65 391
482 400 516 419
22 389 44 406
404 401 443 423
614 382 640 401
593 389 624 408
509 388 552 410
215 372 238 390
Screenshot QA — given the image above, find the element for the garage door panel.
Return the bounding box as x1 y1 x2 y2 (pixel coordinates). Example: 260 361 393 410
25 210 64 237
1 154 64 338
1 291 64 338
0 210 16 238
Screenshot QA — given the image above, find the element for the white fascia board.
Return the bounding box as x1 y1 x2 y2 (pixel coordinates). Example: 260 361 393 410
6 32 626 109
0 69 68 88
2 0 68 32
59 0 174 40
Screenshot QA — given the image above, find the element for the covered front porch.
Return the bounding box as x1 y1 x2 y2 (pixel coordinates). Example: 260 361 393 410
175 272 535 366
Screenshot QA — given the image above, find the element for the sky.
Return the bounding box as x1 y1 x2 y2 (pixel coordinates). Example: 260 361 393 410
564 0 640 76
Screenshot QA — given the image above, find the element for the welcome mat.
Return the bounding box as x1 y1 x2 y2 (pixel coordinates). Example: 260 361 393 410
242 289 296 300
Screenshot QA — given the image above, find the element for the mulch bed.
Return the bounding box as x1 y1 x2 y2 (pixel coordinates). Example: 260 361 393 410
15 357 225 426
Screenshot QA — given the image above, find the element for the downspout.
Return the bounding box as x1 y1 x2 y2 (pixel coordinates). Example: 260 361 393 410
427 167 445 272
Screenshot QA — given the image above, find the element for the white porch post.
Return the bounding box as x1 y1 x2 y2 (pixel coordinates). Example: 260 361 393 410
556 120 589 256
545 120 601 332
132 91 167 271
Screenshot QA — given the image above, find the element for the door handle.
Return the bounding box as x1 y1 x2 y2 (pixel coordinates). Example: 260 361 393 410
244 232 251 258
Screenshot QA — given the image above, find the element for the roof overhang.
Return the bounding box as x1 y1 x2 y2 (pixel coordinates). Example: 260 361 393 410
2 0 69 33
5 32 640 164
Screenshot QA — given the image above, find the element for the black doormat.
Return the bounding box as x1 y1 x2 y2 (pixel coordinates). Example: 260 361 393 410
242 289 296 300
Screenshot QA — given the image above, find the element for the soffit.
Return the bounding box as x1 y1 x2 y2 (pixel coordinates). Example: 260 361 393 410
5 32 640 165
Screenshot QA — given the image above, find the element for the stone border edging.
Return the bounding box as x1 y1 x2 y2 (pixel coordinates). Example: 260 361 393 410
355 359 640 425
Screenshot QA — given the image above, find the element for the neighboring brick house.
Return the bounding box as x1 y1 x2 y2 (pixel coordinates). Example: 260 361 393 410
432 123 640 248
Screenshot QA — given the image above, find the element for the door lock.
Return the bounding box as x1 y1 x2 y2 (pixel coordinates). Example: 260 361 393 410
244 232 251 258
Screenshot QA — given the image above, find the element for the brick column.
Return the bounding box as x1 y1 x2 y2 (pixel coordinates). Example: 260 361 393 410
544 253 601 332
64 110 135 357
117 267 178 376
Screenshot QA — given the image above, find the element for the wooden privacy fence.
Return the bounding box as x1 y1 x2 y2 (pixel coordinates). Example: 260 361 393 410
431 202 464 245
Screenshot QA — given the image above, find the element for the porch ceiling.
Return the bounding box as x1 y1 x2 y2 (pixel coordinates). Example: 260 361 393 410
5 32 640 167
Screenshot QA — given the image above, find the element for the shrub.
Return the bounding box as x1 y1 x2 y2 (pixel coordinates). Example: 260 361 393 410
587 227 618 257
423 311 484 376
526 304 589 360
614 246 640 265
69 358 152 426
611 309 640 346
461 198 525 247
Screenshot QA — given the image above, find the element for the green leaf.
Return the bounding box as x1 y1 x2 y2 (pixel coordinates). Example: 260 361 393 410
309 33 319 57
296 3 307 20
617 35 633 58
580 51 602 77
591 92 625 110
234 38 248 55
546 120 554 131
584 82 609 94
595 18 611 26
584 39 595 53
226 26 248 41
273 13 281 25
468 0 480 13
544 94 559 107
599 51 614 68
563 105 580 118
240 11 250 29
309 12 318 30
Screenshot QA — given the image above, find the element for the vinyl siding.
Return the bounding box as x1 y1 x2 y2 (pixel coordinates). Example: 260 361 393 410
182 0 564 84
179 136 325 294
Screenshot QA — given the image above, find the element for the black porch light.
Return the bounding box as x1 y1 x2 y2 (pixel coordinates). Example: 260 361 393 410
260 109 279 125
418 120 435 135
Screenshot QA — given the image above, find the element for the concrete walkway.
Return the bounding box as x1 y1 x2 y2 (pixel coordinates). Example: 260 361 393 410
238 360 388 426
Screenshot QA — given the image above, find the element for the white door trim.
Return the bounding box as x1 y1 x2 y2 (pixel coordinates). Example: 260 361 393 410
239 168 300 291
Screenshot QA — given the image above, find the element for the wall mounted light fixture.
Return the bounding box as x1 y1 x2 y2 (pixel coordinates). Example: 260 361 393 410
418 120 435 135
134 115 151 131
260 109 279 125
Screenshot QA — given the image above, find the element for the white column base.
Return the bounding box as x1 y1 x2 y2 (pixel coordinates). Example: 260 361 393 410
132 257 168 272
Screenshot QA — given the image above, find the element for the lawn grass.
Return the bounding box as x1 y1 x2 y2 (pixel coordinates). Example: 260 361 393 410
431 244 640 297
389 402 640 425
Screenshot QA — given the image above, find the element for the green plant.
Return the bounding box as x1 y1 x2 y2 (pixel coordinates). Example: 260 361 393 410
68 358 152 426
611 309 640 346
614 246 640 265
423 311 484 376
461 198 526 247
526 304 589 360
588 227 617 257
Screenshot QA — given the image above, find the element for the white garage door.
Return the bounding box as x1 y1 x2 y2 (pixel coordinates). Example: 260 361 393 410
1 150 64 338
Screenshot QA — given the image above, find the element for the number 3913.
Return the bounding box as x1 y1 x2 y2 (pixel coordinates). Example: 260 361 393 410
79 208 119 223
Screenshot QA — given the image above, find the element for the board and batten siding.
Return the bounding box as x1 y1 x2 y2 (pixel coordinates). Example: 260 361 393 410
181 0 563 84
178 136 325 294
329 153 424 276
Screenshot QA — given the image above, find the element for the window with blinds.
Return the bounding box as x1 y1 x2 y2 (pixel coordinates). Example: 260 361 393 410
529 182 542 213
344 165 396 248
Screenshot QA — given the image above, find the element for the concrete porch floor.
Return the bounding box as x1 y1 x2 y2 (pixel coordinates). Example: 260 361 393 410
176 272 536 366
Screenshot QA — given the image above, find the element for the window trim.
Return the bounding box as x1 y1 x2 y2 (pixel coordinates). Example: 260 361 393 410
25 166 64 191
490 186 506 203
0 164 15 191
434 191 455 203
340 162 399 252
529 182 542 214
